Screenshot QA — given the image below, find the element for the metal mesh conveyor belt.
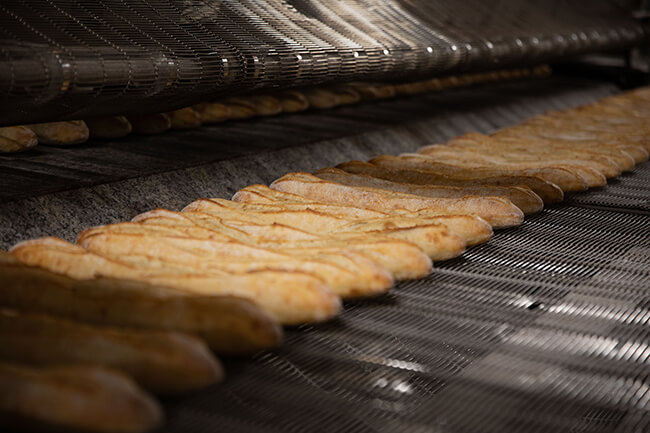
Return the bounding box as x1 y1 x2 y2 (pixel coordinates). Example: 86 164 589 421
565 170 650 213
0 0 644 125
154 169 650 433
0 76 648 432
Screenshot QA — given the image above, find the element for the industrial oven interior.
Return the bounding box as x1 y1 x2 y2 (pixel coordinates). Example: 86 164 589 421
0 1 649 432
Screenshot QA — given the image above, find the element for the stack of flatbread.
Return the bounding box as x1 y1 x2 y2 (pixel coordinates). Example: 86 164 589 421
3 86 649 432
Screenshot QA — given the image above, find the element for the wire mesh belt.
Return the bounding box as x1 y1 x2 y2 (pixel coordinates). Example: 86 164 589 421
155 165 650 433
0 0 644 125
565 168 650 213
0 74 647 431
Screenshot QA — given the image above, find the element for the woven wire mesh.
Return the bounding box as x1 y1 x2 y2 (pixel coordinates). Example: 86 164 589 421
565 169 650 212
154 167 650 433
0 0 644 125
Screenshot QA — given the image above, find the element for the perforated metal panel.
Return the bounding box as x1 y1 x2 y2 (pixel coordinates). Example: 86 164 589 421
156 169 650 432
0 0 644 125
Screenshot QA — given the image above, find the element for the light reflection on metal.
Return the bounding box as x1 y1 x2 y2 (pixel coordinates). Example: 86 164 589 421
356 355 429 373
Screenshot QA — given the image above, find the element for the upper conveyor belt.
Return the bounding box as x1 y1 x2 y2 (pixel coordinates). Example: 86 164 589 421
0 0 644 125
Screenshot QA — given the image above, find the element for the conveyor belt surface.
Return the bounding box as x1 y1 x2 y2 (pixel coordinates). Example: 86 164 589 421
157 163 649 433
0 0 641 125
1 76 648 432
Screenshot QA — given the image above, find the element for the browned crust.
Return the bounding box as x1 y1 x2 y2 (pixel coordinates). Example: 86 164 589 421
10 239 341 326
336 161 564 204
315 167 544 215
0 362 163 433
271 172 524 229
370 154 589 192
233 185 493 246
25 121 89 145
0 126 38 153
0 309 223 394
0 250 282 355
